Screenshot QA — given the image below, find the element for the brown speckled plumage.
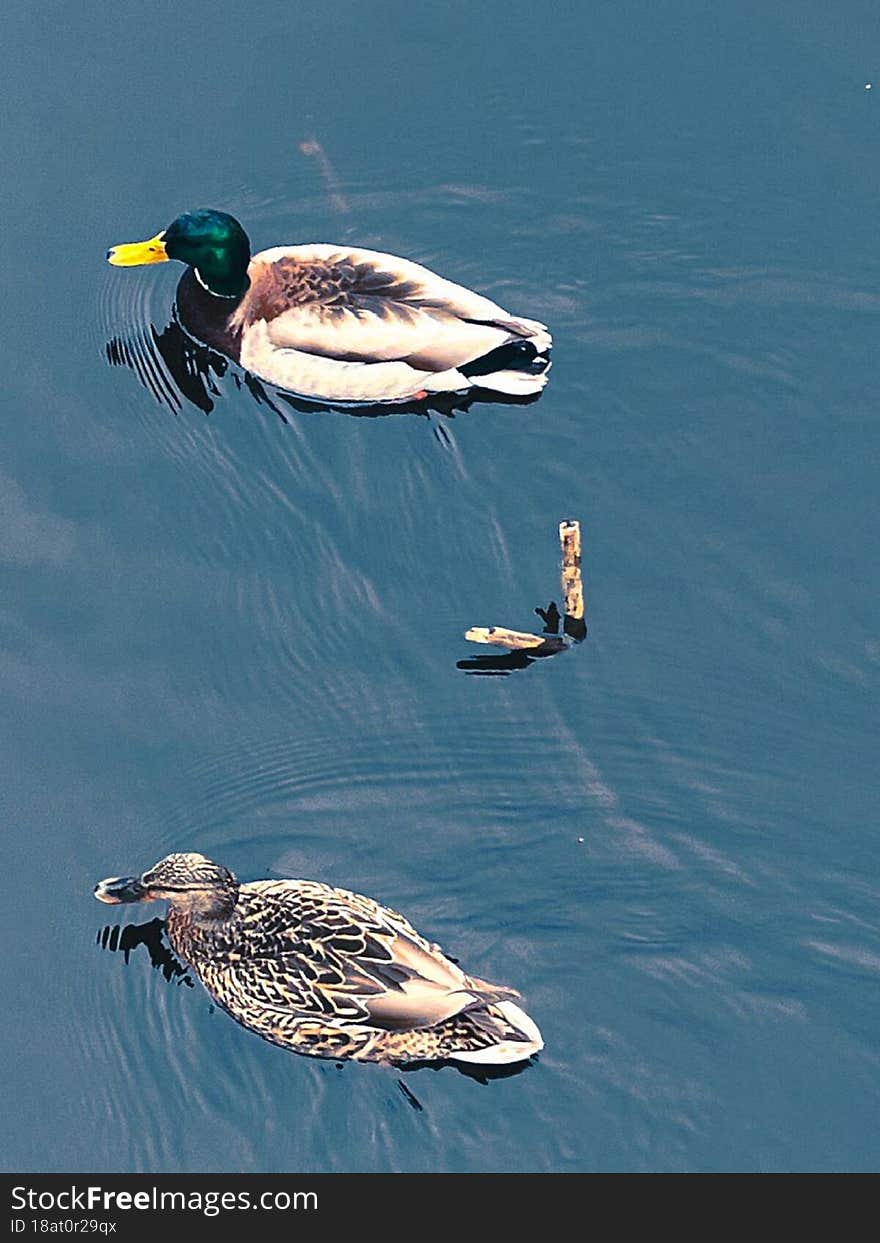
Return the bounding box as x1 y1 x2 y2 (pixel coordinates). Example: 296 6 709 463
95 853 543 1065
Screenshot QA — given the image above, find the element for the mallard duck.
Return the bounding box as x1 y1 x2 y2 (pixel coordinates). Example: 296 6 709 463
107 210 552 404
95 852 543 1065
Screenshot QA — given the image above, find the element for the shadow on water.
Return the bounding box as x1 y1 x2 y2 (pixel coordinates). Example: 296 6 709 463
96 918 536 1097
399 1054 538 1085
392 1052 539 1111
456 647 561 677
105 316 545 423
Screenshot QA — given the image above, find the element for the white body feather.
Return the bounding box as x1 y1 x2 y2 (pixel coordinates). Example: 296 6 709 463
235 244 552 403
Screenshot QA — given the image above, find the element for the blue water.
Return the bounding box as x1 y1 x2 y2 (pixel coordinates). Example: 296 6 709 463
3 0 879 1172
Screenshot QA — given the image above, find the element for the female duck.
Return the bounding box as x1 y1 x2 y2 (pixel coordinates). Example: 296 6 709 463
95 852 543 1065
107 210 551 404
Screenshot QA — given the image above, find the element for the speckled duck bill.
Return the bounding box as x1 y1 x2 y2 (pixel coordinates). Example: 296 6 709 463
94 875 148 904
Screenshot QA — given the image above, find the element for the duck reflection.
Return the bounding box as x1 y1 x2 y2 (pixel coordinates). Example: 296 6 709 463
390 1050 537 1111
96 916 193 988
105 315 545 422
399 1053 537 1089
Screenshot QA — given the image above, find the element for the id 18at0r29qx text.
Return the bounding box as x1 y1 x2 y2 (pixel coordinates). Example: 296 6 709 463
10 1223 115 1234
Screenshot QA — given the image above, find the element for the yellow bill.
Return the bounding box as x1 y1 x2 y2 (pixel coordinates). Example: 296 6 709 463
106 233 168 266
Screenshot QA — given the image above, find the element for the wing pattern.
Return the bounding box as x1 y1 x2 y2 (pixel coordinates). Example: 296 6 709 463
235 245 547 374
171 880 499 1031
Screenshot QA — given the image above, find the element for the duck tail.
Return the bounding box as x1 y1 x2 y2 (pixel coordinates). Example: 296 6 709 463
453 320 552 398
469 364 551 397
450 1000 544 1065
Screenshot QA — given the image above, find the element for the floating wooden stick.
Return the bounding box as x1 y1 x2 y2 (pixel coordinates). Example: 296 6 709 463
465 625 552 651
559 519 583 620
464 519 585 654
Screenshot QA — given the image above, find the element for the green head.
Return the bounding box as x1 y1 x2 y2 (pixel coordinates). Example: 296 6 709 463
108 209 251 299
